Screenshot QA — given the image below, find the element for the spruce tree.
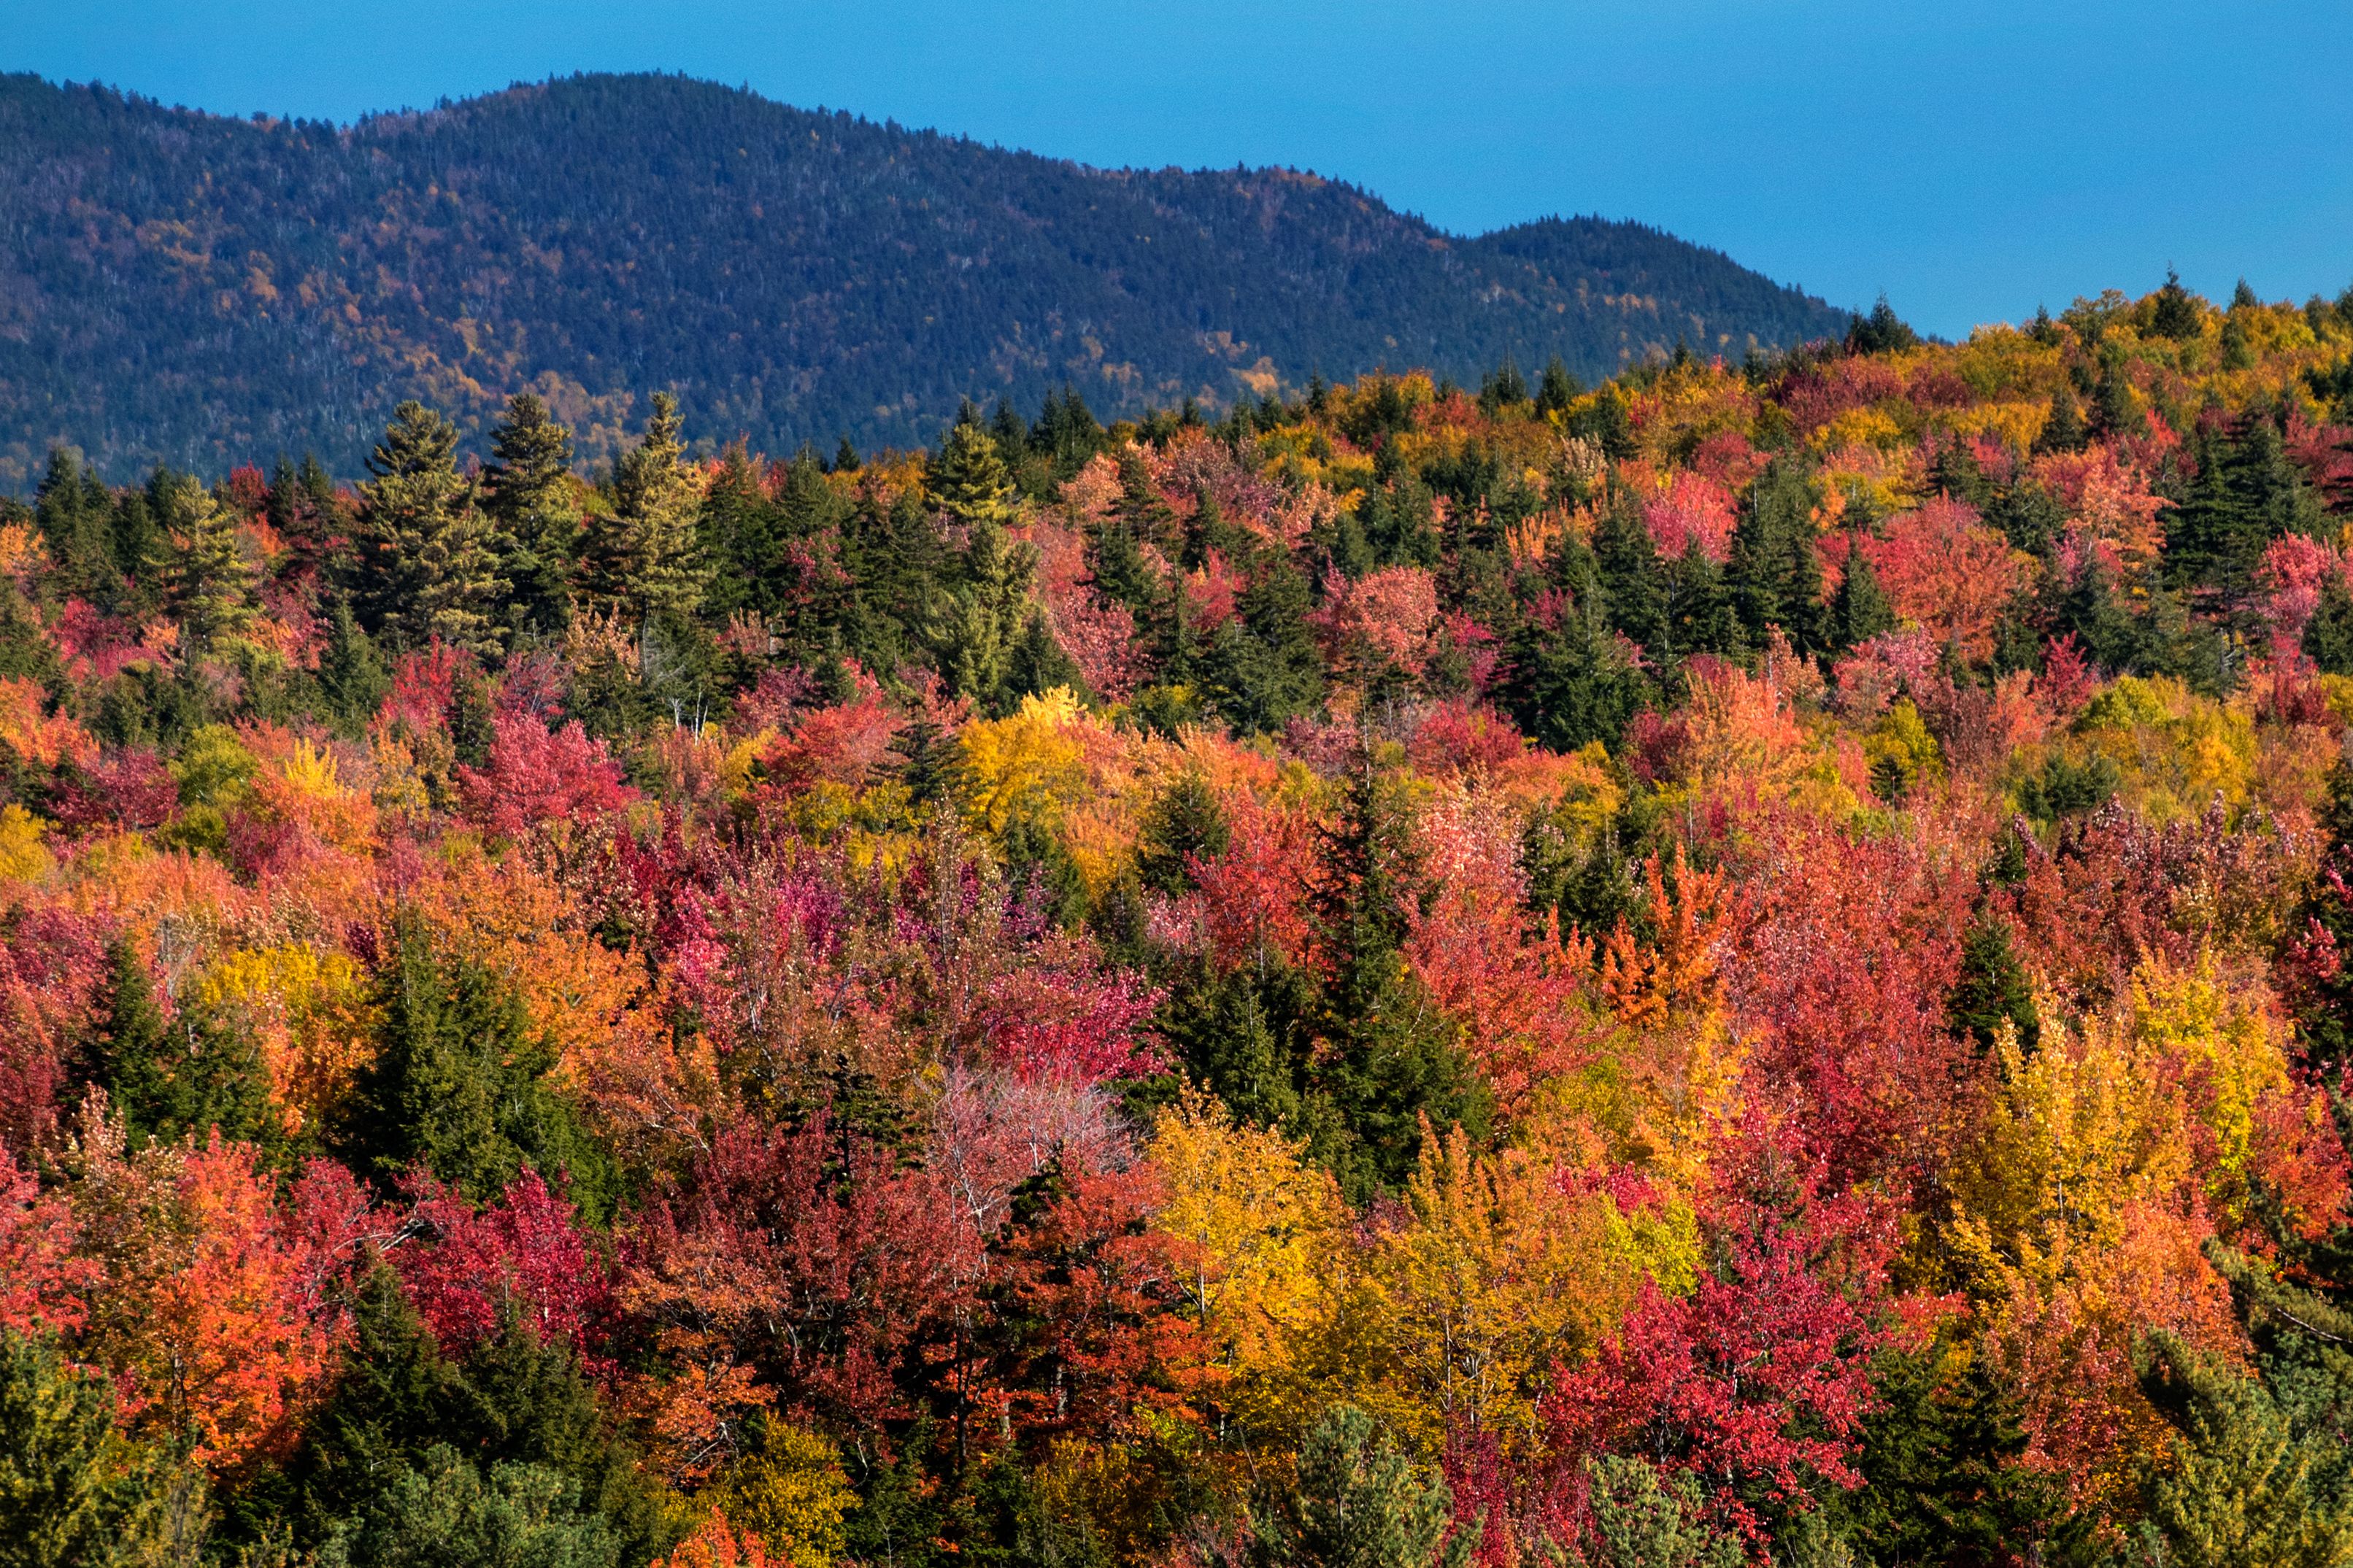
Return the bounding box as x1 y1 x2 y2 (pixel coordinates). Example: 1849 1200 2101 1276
154 471 258 654
334 919 615 1218
1202 545 1324 735
1946 913 2039 1054
0 1327 182 1568
1535 358 1581 420
1248 1405 1468 1568
2306 575 2353 676
480 393 579 641
357 402 504 656
2034 391 2089 457
582 393 705 624
1830 538 1895 650
2149 268 2203 339
1592 498 1666 657
2138 1091 2353 1567
1308 754 1487 1200
83 938 276 1155
33 448 118 602
1663 538 1743 662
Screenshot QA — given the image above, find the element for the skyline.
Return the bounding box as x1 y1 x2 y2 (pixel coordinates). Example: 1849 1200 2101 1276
7 1 2351 340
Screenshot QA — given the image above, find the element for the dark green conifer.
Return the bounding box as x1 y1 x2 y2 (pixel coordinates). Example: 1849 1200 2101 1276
356 402 504 655
1830 538 1895 650
480 393 579 641
0 1326 184 1568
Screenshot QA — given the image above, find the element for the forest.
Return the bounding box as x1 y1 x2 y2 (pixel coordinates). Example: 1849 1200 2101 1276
1 275 2352 1568
0 72 1849 485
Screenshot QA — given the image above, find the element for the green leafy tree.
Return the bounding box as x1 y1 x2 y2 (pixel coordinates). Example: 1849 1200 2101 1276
356 402 504 655
1247 1405 1471 1568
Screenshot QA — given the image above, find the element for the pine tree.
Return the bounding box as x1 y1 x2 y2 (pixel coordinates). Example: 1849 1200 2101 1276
0 1327 183 1568
82 938 276 1155
1248 1405 1468 1568
1578 1455 1741 1568
334 919 615 1219
357 402 504 655
2033 392 2088 455
581 393 705 624
2138 1092 2353 1567
154 471 258 653
1830 537 1895 650
1536 358 1581 420
1309 754 1487 1200
1846 295 1920 355
928 506 1041 717
929 419 1017 529
1663 538 1742 662
481 393 580 641
1729 463 1827 652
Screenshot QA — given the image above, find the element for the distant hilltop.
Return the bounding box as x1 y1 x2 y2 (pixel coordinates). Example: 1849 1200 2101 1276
0 71 1849 482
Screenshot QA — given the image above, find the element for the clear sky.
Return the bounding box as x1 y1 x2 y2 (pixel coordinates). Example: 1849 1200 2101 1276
8 1 2349 339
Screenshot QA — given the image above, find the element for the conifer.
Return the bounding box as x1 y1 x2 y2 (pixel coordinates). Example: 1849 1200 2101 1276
357 401 504 655
481 393 580 639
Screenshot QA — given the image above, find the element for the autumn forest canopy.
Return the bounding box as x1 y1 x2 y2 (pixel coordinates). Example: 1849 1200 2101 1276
7 274 2353 1568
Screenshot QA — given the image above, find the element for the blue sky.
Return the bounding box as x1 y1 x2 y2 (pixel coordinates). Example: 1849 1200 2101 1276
8 1 2349 338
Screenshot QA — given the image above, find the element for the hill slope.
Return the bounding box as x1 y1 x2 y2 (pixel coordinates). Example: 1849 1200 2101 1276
0 71 1849 481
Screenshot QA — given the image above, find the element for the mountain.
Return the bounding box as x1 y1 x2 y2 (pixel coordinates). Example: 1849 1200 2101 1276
0 71 1850 482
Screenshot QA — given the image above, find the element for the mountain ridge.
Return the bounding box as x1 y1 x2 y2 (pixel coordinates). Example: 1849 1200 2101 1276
0 70 1851 482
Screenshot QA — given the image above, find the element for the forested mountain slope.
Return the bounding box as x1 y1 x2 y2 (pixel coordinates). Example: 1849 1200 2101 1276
0 71 1849 482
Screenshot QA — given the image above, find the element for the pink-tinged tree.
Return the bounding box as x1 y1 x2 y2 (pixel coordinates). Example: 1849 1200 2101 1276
397 1169 615 1365
0 1148 96 1336
456 710 636 838
1543 1119 1899 1541
1860 497 2027 665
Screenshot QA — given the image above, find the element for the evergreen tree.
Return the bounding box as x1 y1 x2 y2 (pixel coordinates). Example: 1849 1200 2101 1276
1592 498 1666 657
929 419 1018 529
1477 358 1528 414
321 1446 618 1568
1663 538 1742 662
82 938 276 1155
928 505 1041 717
2138 1091 2353 1568
2304 574 2353 676
1830 538 1895 650
2148 268 2203 340
32 448 118 601
1202 545 1325 735
1535 358 1581 420
0 1328 182 1568
1729 463 1827 652
2050 549 2139 674
318 598 390 735
582 392 705 624
1501 539 1646 754
154 471 258 654
1248 1405 1468 1568
2033 392 2089 455
334 919 615 1219
1946 913 2039 1055
1846 296 1920 355
1821 1345 2090 1568
356 402 504 655
1308 754 1487 1200
480 393 579 641
1577 1455 1741 1568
